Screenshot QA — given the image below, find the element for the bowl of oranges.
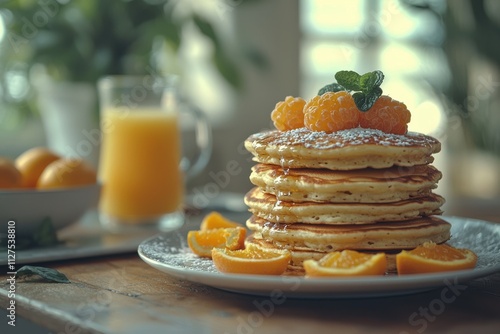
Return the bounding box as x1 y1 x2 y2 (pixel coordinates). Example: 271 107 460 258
0 147 100 236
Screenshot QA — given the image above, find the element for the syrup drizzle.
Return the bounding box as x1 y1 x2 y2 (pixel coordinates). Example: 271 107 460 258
247 128 443 238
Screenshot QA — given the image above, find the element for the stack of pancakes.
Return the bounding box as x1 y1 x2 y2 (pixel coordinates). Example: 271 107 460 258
243 127 450 272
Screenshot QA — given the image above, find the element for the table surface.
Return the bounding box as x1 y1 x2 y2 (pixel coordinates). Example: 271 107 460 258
1 210 500 334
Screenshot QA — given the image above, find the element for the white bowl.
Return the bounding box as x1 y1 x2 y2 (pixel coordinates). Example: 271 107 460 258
0 184 101 236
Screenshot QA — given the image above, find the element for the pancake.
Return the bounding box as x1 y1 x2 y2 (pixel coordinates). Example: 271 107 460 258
245 127 441 170
244 187 444 224
246 215 451 252
250 164 441 203
246 235 399 273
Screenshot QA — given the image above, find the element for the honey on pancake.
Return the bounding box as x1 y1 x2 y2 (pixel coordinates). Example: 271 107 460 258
274 153 294 221
274 174 292 199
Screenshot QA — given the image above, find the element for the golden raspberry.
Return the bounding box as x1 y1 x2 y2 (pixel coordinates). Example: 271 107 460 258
304 91 359 132
271 96 306 131
359 95 411 135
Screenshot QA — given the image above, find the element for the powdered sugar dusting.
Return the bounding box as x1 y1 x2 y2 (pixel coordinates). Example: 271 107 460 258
140 232 218 273
249 127 439 150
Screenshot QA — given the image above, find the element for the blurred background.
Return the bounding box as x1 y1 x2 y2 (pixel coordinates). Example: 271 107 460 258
1 0 499 219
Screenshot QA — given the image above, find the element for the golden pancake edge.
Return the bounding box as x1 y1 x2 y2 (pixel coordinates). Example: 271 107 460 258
250 163 442 203
245 127 441 170
244 187 445 224
246 215 451 253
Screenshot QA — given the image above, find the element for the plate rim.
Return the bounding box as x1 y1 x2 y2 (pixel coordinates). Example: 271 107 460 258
137 216 500 298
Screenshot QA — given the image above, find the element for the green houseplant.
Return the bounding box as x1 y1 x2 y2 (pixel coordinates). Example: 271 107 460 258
0 0 245 164
0 0 242 86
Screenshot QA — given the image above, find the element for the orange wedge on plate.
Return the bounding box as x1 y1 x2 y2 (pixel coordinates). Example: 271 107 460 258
303 250 387 277
200 211 242 230
396 242 477 275
211 244 291 275
187 227 246 258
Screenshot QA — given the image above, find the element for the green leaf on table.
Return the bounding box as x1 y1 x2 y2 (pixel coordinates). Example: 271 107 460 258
0 217 59 250
32 217 59 247
15 265 70 283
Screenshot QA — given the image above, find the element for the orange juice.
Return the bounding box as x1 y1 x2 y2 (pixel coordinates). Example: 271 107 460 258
99 108 183 222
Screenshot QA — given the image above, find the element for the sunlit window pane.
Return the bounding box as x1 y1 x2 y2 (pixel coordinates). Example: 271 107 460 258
379 42 450 87
0 14 4 41
301 41 360 98
378 0 419 38
301 0 365 35
379 0 444 42
301 41 360 76
380 43 421 73
300 0 447 135
5 70 29 101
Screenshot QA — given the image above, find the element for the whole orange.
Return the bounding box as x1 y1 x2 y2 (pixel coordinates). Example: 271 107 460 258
37 158 97 190
15 147 60 188
0 157 22 189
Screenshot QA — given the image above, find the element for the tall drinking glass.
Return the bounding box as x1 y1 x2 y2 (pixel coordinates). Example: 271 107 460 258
97 75 211 231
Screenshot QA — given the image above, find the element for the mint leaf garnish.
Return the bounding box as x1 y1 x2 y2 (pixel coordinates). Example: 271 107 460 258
317 70 385 111
335 70 362 91
318 83 345 95
360 71 384 90
16 265 70 283
331 70 384 111
352 86 383 111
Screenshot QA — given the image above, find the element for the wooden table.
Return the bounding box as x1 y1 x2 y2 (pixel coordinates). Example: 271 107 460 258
1 211 500 334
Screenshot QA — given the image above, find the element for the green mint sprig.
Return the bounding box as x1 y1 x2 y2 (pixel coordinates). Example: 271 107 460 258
317 70 385 111
317 83 345 96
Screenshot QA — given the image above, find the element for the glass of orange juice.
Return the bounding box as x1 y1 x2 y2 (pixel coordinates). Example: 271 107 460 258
97 75 211 232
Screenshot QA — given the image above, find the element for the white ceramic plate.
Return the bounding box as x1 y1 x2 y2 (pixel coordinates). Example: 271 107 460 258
138 216 500 298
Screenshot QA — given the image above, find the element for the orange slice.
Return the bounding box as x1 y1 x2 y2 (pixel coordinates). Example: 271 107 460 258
396 242 477 275
187 227 246 258
211 244 291 275
303 250 387 277
200 211 241 230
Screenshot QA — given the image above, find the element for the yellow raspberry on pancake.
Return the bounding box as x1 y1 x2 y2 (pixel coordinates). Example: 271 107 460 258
271 96 306 131
304 91 359 133
359 95 411 135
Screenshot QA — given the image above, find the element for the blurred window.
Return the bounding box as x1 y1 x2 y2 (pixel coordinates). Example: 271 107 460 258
300 0 449 135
